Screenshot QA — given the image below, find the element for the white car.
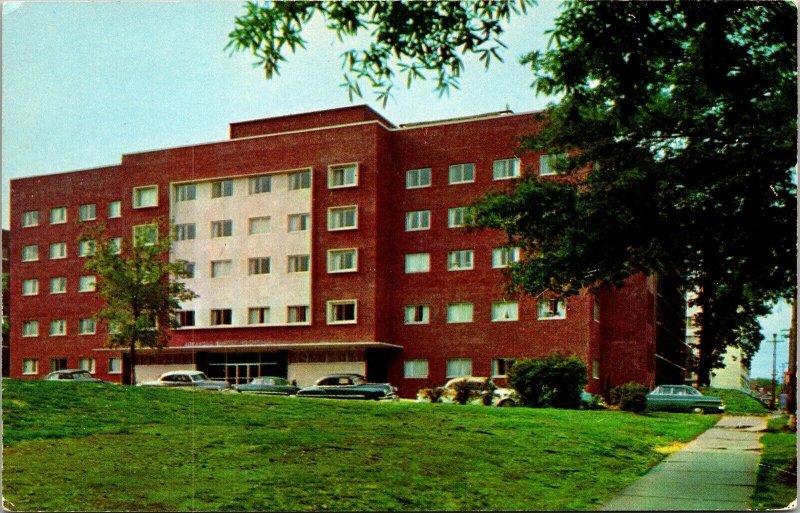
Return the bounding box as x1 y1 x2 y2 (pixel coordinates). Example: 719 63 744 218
418 376 519 406
138 370 229 391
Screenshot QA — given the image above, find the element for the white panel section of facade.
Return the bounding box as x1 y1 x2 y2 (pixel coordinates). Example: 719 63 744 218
170 172 312 328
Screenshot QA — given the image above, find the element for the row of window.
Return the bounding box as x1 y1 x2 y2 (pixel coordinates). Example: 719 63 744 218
403 354 599 380
22 357 122 375
21 276 96 296
405 247 520 273
191 249 356 278
405 207 474 230
175 213 311 241
403 299 567 324
21 202 123 228
21 238 122 262
404 155 564 190
21 318 96 337
175 169 315 203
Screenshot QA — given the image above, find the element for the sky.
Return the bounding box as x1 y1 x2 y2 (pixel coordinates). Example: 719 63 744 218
1 1 793 380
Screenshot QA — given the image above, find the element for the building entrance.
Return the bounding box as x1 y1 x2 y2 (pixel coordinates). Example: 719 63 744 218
199 351 288 385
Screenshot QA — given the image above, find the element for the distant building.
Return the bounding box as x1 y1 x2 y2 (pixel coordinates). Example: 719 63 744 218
10 105 686 396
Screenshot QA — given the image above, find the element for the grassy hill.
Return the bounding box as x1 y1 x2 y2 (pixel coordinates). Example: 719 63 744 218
700 387 770 415
3 379 718 511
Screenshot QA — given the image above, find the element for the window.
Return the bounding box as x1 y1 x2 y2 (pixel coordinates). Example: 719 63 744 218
491 301 519 322
406 168 431 189
327 300 357 324
248 216 271 235
22 321 38 337
133 224 158 246
177 311 195 327
404 359 429 378
405 253 430 273
538 298 567 320
211 260 232 278
108 201 122 218
22 245 38 262
492 358 516 377
79 275 96 292
492 247 520 268
593 300 600 322
248 257 271 275
288 213 310 232
110 237 123 255
248 307 271 325
79 358 96 374
108 357 122 374
448 207 471 228
50 319 67 336
50 277 67 294
287 305 310 324
592 358 600 380
50 207 67 224
449 163 475 184
79 204 96 221
288 170 311 190
249 175 271 194
328 206 358 230
447 303 473 323
175 184 197 202
328 164 358 188
22 210 39 227
108 320 121 335
175 223 196 241
210 309 233 326
539 153 567 176
446 358 472 378
182 261 195 279
447 250 474 271
211 180 233 198
22 359 38 375
287 255 310 273
22 279 39 296
79 318 96 335
405 210 431 231
133 185 158 208
493 158 521 180
210 220 233 238
327 249 357 273
50 357 67 372
78 240 96 257
404 305 430 325
49 242 67 259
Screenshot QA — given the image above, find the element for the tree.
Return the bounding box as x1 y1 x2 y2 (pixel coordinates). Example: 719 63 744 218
79 219 197 385
228 1 797 386
226 1 533 105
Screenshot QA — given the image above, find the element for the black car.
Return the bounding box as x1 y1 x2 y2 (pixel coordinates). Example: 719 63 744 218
296 374 397 400
233 376 300 395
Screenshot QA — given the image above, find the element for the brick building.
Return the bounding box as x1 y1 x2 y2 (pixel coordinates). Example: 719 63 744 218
9 105 686 396
2 229 9 377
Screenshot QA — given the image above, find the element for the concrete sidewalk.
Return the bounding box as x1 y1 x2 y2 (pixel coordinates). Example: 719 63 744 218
602 416 768 511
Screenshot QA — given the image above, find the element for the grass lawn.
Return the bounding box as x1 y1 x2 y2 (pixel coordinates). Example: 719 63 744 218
3 379 718 511
700 387 769 416
752 415 797 510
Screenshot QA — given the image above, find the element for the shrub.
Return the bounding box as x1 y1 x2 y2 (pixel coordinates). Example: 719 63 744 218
508 353 588 409
417 387 443 403
451 380 496 405
609 382 648 413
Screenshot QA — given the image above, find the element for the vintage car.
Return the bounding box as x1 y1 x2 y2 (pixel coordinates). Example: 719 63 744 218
417 376 520 406
233 376 300 395
296 374 397 400
646 385 725 414
44 369 105 383
138 370 230 391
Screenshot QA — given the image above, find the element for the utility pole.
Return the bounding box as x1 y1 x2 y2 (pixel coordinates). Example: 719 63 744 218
771 333 778 410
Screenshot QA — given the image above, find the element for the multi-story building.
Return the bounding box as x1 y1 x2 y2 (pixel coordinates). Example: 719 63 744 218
9 105 686 396
2 228 9 377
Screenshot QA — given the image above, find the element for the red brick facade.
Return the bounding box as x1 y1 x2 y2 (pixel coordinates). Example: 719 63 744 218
9 106 685 396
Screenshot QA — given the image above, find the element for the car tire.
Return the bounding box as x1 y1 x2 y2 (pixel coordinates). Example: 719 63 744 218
691 406 704 414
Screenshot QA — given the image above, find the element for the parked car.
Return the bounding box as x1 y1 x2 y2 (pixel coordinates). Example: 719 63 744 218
296 374 397 400
44 369 105 383
233 376 300 395
646 385 725 414
417 376 519 406
138 370 230 391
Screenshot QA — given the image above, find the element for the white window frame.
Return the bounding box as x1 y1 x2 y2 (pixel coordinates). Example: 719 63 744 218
448 163 475 184
210 220 233 238
327 300 358 325
79 318 97 335
446 358 473 378
447 250 474 271
538 298 567 320
287 254 310 273
78 275 97 293
22 279 39 296
492 247 521 268
50 207 67 224
287 305 310 324
248 216 271 235
210 309 233 326
406 168 431 189
210 180 233 198
492 358 517 378
249 175 272 194
108 201 122 218
79 358 96 374
79 204 96 222
327 248 358 273
248 257 271 275
50 277 67 294
288 169 312 191
177 310 196 328
248 307 271 325
404 304 430 325
175 223 196 241
404 359 429 379
210 260 233 278
405 210 431 231
491 301 519 322
592 358 600 380
404 253 430 274
49 242 67 260
22 245 38 262
593 300 600 322
327 206 358 231
288 213 311 232
446 302 474 323
78 240 96 257
22 359 39 375
110 237 123 255
108 357 122 374
448 207 469 228
539 153 567 176
132 185 159 208
493 158 521 180
22 321 39 337
175 183 197 202
50 319 67 336
22 210 39 227
328 163 359 189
